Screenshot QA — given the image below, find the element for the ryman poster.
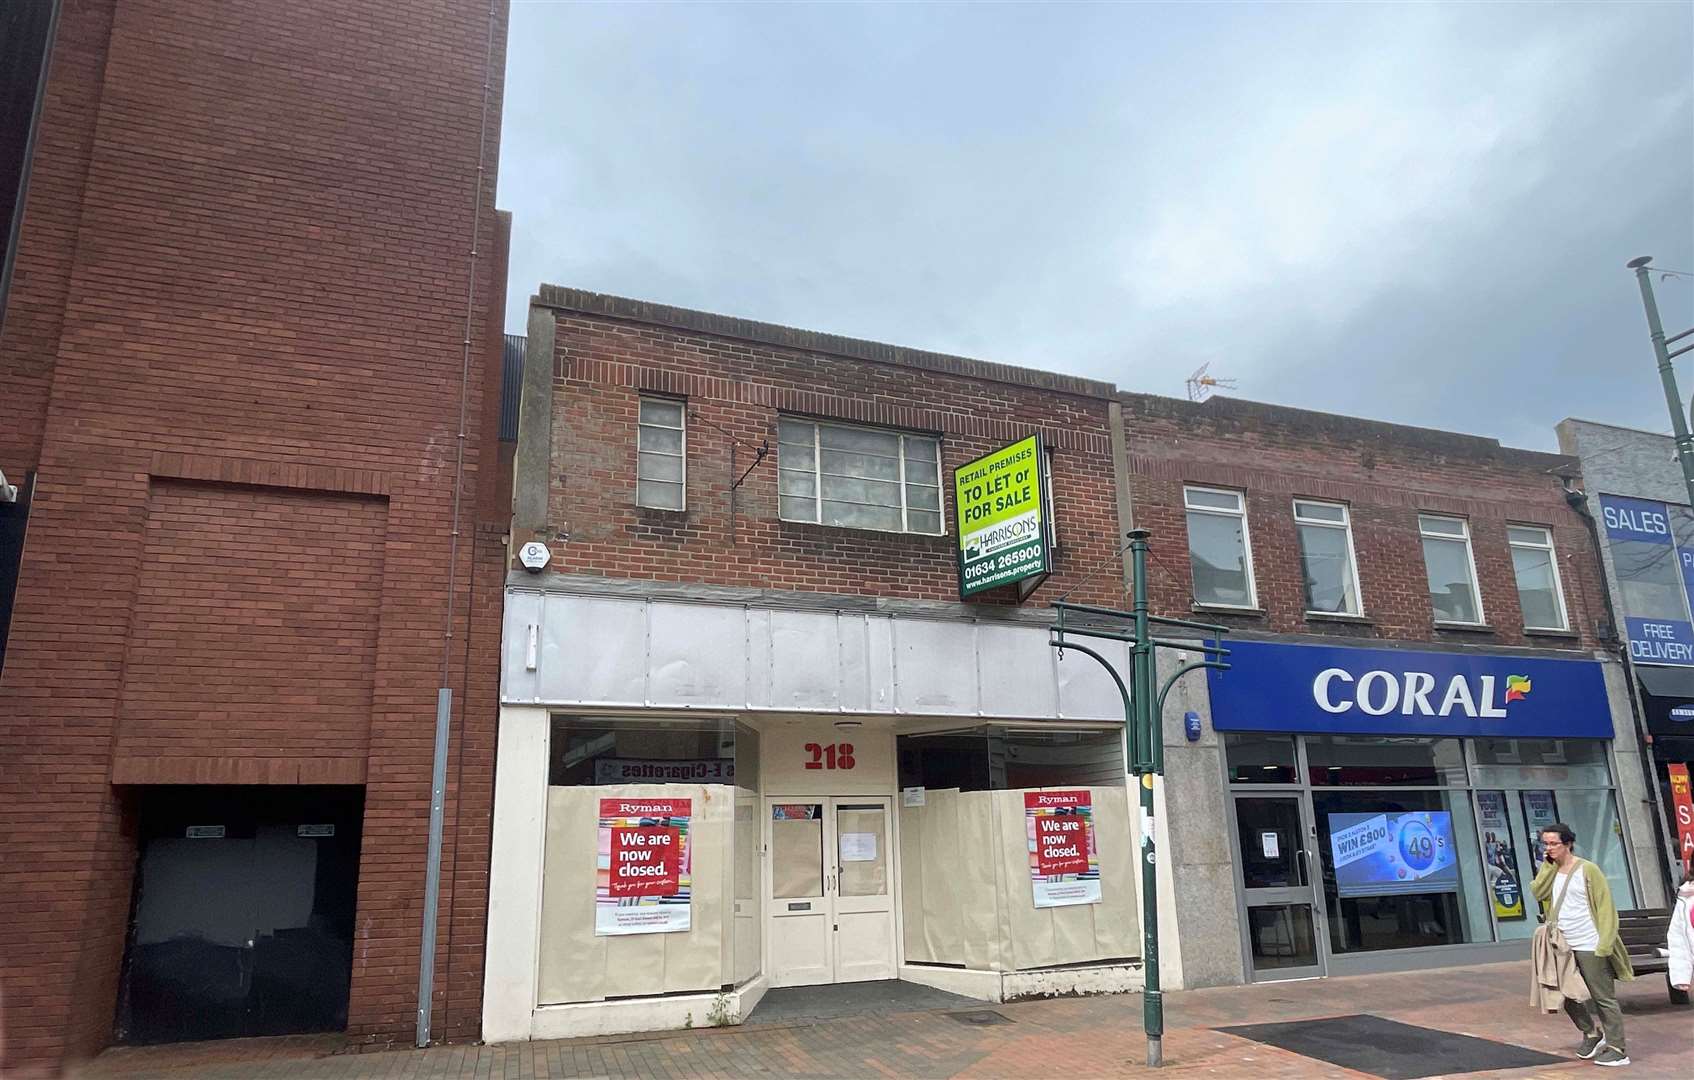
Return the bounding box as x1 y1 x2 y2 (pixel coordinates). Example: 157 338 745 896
596 797 692 935
1025 789 1100 908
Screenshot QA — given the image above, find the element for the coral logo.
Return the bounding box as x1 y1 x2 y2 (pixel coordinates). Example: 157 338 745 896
1504 675 1531 704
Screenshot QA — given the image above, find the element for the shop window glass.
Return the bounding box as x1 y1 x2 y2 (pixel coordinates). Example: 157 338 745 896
1313 788 1492 953
1185 487 1256 608
1306 735 1467 786
1544 790 1637 910
897 726 1124 791
548 716 741 787
1224 733 1299 784
1419 514 1484 625
1246 904 1319 970
777 417 942 535
1469 738 1611 789
1507 526 1568 631
1294 500 1362 615
636 397 686 510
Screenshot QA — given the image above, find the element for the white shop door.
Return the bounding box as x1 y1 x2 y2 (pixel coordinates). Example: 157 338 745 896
766 797 895 987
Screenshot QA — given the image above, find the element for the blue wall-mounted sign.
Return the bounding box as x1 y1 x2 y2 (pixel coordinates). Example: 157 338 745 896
1599 493 1694 667
1206 639 1613 739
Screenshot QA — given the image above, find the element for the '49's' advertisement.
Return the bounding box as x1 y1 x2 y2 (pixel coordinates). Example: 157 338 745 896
596 798 692 936
1025 790 1101 908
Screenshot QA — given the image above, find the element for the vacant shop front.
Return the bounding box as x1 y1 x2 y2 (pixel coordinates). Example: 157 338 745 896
482 588 1144 1041
117 786 364 1044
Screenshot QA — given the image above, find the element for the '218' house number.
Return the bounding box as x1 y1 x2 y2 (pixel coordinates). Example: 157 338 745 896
803 743 855 770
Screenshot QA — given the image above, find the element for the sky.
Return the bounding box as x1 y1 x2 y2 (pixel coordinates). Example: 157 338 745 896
496 1 1694 452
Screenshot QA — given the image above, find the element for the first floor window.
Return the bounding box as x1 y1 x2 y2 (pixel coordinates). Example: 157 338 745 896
637 397 686 510
1185 486 1256 607
777 418 942 534
1507 525 1569 631
1419 514 1483 624
1294 499 1362 615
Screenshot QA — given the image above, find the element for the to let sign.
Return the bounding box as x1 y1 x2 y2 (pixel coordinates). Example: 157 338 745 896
955 434 1049 599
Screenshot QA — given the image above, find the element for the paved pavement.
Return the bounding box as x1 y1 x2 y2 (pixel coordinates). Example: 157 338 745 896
69 962 1693 1079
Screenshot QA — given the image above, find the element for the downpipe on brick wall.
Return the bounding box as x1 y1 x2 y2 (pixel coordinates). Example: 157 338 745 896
417 0 500 1049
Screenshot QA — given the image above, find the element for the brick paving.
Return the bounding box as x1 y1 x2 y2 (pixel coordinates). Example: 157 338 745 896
69 962 1693 1079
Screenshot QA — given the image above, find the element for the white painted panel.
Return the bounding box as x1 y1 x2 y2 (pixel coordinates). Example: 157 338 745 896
976 624 1057 719
769 610 842 711
770 909 832 987
648 601 747 707
535 595 648 706
835 909 896 982
893 619 978 715
481 707 550 1043
762 723 896 795
838 614 869 713
746 608 772 709
1056 638 1132 721
502 591 544 702
864 617 896 712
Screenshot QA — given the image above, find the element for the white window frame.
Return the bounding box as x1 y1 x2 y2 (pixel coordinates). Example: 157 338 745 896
1292 498 1364 616
1183 485 1258 609
777 417 944 536
636 396 686 511
1418 513 1486 626
1507 523 1570 631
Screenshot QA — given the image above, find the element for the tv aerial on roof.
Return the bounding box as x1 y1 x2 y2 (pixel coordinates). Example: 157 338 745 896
1185 363 1237 402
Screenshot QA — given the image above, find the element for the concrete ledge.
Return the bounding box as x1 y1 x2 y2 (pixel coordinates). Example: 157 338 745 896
522 976 768 1042
1004 961 1145 1001
898 961 1146 1004
898 964 1004 1002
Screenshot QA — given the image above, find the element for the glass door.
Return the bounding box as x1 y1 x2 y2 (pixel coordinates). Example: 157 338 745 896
1232 794 1327 980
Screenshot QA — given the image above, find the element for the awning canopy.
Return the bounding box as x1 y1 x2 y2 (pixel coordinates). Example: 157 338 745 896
1636 665 1694 739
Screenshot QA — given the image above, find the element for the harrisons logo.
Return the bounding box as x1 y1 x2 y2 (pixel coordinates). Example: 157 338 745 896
1313 668 1532 717
963 511 1040 560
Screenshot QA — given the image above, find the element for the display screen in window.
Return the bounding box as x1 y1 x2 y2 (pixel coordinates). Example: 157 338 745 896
1328 811 1459 898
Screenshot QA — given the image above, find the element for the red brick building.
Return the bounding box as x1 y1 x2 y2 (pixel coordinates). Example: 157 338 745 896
0 1 512 1072
1114 391 1670 989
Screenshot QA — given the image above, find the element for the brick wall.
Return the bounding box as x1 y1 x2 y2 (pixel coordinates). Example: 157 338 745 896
1119 392 1609 650
527 291 1125 609
111 480 388 782
0 0 510 1071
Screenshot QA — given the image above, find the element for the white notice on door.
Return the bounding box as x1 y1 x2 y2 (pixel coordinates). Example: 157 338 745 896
1261 831 1279 858
840 832 878 862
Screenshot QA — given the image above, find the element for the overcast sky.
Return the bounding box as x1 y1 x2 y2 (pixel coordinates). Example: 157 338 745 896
497 1 1694 452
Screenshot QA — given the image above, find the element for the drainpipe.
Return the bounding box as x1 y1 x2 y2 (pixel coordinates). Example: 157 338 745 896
1563 478 1678 903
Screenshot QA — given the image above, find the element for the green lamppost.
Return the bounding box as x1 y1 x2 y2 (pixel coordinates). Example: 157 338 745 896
1050 529 1229 1067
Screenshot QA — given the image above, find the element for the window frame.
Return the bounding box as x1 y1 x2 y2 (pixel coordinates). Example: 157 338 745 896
1183 485 1259 609
1506 523 1570 632
776 416 944 536
635 395 687 511
1418 513 1486 626
1292 498 1364 616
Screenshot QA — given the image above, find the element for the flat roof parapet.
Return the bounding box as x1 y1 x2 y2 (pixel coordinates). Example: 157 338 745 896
533 285 1120 401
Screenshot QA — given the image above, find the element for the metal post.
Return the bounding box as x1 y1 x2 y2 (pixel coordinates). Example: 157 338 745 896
415 687 453 1046
1128 528 1162 1067
1629 257 1694 509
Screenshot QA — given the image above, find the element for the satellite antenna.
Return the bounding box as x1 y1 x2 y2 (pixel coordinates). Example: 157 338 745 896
1186 363 1237 402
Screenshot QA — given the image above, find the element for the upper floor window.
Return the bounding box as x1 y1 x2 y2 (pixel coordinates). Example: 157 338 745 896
1418 514 1483 625
1294 499 1361 615
777 418 942 534
1185 486 1256 608
636 397 686 510
1508 525 1569 631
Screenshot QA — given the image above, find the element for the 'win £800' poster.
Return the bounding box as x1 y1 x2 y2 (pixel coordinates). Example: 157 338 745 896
596 798 691 935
